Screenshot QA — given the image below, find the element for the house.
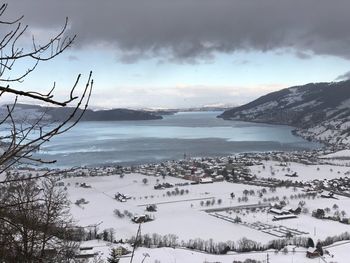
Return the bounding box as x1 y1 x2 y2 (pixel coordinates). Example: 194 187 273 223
132 215 147 223
199 177 213 184
269 208 290 215
306 247 320 258
289 207 302 215
132 214 153 223
115 193 126 202
80 182 92 188
285 172 298 177
320 191 335 198
284 206 302 215
114 246 130 256
272 214 297 221
75 247 98 259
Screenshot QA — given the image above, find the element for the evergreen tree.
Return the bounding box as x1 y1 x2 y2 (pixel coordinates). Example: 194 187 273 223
307 237 315 248
107 248 120 263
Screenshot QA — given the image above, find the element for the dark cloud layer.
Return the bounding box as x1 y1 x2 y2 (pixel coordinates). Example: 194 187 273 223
6 0 350 62
336 71 350 81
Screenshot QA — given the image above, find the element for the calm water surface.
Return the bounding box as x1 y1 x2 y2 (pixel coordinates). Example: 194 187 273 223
37 111 321 167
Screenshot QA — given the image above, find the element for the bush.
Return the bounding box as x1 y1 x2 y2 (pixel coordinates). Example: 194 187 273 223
114 209 125 218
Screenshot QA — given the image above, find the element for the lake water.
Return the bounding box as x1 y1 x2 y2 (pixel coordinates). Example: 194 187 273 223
37 111 321 167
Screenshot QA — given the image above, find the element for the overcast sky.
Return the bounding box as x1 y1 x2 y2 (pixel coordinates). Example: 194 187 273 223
4 0 350 108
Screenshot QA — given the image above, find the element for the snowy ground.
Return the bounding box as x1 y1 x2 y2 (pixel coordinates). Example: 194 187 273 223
80 239 350 263
250 161 350 182
62 170 350 245
320 149 350 159
65 174 275 242
53 155 350 262
116 241 350 263
3 153 350 262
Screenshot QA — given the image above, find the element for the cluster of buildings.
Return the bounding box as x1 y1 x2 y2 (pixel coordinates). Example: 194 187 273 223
305 177 350 197
269 203 301 221
134 156 262 184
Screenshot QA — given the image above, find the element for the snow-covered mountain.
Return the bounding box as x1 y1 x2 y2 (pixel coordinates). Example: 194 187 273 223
219 80 350 146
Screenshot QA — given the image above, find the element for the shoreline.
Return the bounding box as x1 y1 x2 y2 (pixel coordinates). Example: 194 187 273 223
219 116 349 151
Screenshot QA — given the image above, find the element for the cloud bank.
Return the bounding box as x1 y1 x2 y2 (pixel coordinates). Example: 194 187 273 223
6 0 350 63
336 71 350 81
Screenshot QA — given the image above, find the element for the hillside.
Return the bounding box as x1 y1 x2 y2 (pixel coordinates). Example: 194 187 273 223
0 104 163 122
218 80 350 146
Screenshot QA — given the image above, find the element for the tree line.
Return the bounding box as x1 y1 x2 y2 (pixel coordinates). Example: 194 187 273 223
130 231 350 254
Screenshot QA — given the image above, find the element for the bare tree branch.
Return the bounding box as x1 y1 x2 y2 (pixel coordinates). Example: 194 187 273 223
0 5 94 261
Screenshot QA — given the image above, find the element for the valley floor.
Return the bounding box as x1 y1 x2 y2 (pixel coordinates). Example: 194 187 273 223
55 148 350 262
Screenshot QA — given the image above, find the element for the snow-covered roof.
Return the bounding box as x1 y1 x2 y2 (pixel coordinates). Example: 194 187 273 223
307 247 317 253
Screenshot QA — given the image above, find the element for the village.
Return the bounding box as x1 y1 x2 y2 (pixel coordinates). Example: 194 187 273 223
6 147 350 262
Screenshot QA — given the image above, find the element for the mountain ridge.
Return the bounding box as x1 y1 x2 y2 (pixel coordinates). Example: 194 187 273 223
219 80 350 146
0 104 163 122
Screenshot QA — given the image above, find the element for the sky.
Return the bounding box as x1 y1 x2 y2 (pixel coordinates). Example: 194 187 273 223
3 0 350 109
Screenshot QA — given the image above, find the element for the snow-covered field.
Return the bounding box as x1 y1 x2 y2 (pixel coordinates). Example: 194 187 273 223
80 239 350 263
66 173 275 242
62 169 350 245
320 149 350 159
250 161 350 182
4 156 350 262
118 241 350 263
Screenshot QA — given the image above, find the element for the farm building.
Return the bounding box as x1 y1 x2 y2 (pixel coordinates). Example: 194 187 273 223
269 208 290 215
306 247 320 258
272 214 298 221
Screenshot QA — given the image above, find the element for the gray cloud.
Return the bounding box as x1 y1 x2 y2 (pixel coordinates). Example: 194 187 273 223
294 51 312 60
336 71 350 81
6 0 350 63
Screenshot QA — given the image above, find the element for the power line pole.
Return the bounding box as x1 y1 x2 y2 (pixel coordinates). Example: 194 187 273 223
130 223 142 263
